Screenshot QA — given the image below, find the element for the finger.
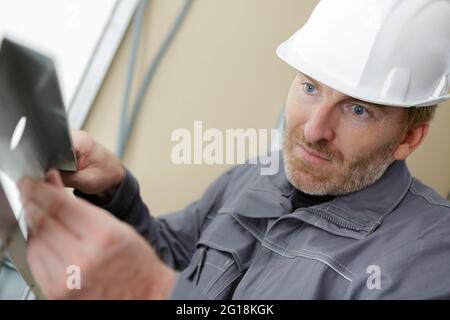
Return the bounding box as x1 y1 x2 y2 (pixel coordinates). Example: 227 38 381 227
46 169 64 188
24 202 46 235
59 170 94 192
20 179 80 220
19 181 66 219
19 180 98 238
27 234 70 299
24 201 84 257
17 176 37 191
59 170 77 188
70 130 92 156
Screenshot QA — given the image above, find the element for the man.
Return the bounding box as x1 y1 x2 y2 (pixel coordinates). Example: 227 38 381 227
17 0 450 299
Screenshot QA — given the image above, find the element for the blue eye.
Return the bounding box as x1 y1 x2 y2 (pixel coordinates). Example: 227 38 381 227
303 83 316 94
351 104 369 117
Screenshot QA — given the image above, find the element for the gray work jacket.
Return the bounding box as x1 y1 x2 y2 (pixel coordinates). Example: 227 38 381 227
88 154 450 299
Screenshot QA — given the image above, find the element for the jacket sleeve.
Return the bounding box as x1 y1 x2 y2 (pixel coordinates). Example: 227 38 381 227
74 167 235 271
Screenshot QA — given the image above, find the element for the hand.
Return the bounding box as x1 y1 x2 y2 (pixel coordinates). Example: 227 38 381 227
61 130 124 196
17 170 176 300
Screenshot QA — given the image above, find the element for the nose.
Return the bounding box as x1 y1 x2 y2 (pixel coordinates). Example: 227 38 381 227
303 103 336 143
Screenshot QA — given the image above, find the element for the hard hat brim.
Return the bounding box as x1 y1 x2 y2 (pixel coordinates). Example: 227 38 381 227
277 40 448 108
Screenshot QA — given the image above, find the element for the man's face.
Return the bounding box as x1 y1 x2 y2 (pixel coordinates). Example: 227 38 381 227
283 72 407 196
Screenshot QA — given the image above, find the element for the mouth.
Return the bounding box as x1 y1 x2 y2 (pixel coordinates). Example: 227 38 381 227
295 143 332 164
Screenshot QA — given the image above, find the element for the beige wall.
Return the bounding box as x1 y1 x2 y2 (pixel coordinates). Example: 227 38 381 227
82 0 450 216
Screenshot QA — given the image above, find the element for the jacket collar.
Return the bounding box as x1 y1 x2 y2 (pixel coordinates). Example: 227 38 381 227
223 152 412 239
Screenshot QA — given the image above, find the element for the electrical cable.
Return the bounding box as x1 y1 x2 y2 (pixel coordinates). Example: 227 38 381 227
116 0 194 159
117 0 149 158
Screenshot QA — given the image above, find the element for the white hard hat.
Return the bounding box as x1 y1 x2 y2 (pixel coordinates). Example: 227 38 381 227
277 0 450 107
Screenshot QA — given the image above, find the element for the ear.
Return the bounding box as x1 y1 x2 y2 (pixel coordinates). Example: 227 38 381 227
393 123 429 161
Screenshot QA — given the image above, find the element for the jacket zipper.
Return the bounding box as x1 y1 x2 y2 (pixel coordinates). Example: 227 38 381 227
307 208 369 232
